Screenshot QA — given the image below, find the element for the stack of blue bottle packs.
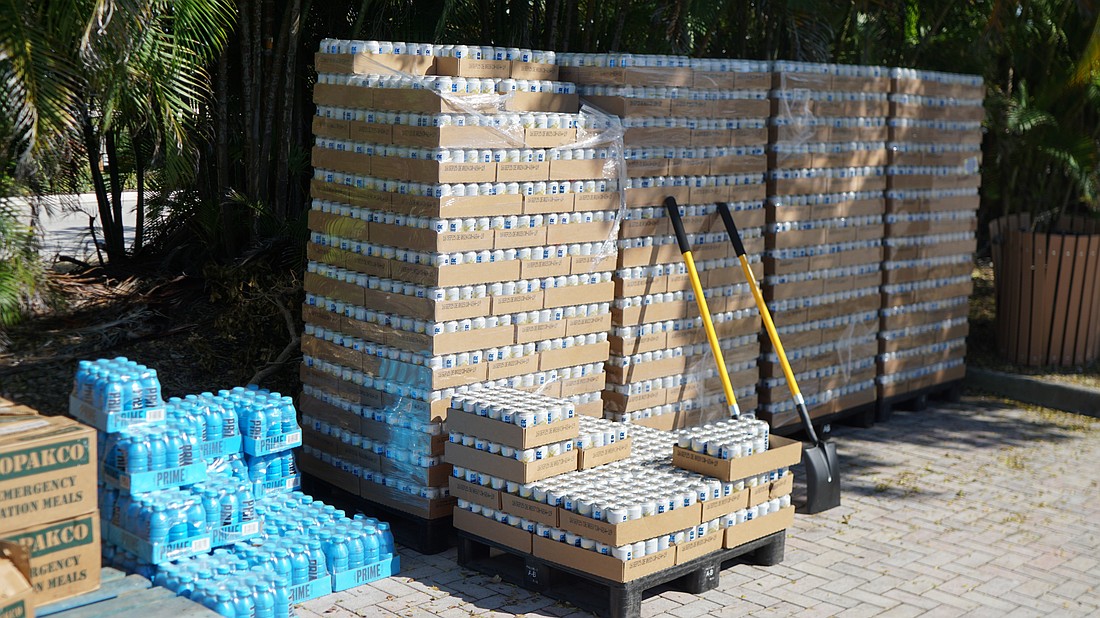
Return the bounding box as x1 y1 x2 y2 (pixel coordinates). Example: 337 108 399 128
154 490 398 615
78 359 399 611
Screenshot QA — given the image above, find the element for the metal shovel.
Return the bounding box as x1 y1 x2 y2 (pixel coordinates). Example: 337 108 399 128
716 201 842 514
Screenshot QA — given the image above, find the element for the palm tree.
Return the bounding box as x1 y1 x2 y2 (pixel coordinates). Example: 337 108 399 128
1 0 235 263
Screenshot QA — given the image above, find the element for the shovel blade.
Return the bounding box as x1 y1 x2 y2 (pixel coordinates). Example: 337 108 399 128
800 439 841 514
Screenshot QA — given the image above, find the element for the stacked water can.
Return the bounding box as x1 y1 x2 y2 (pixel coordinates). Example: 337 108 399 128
760 62 890 428
880 69 984 399
558 53 769 429
448 387 798 583
301 39 621 524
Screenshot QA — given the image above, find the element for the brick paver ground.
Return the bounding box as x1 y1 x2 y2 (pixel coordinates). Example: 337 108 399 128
296 394 1100 617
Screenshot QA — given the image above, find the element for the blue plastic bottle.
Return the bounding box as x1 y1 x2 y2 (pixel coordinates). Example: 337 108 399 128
264 403 281 438
113 436 129 471
74 360 90 397
361 524 380 563
268 572 289 618
345 524 365 569
148 503 171 543
231 584 254 618
187 499 207 536
211 590 236 617
220 402 237 438
129 373 145 411
149 431 168 471
105 375 124 414
178 573 196 599
288 542 309 585
285 452 298 477
141 369 160 408
165 430 182 467
127 435 149 473
306 538 327 580
280 397 297 433
251 577 274 618
202 489 221 529
180 426 198 465
208 404 224 445
219 489 240 527
238 484 256 522
245 403 265 439
378 522 395 557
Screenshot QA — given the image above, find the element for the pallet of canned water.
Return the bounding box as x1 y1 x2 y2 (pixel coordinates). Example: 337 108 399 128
453 449 793 585
70 358 166 432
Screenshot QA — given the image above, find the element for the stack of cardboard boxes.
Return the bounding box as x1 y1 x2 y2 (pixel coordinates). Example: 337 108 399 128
300 44 620 523
759 62 890 428
879 69 983 399
1 407 100 607
559 54 770 429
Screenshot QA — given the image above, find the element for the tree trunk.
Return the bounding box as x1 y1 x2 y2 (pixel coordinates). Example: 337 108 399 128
239 0 257 201
547 0 561 48
79 108 117 262
104 130 126 259
276 0 308 221
216 49 234 257
259 0 295 218
132 134 145 252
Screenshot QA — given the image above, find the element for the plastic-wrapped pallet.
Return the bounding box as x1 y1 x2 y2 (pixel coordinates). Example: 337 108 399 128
760 62 890 429
559 53 769 430
880 69 983 399
300 41 624 522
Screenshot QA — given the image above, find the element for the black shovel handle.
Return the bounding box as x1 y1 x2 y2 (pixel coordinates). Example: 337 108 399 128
716 202 747 257
664 196 691 254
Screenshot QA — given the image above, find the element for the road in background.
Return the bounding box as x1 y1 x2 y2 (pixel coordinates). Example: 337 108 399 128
9 192 137 263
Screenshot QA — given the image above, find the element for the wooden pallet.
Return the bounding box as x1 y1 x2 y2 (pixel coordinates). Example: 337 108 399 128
875 379 964 423
36 567 219 618
302 474 455 555
456 529 786 618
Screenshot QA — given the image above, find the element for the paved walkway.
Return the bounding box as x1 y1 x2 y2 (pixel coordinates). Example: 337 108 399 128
296 395 1100 617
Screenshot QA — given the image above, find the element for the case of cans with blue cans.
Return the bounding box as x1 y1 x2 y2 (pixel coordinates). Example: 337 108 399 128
70 358 167 432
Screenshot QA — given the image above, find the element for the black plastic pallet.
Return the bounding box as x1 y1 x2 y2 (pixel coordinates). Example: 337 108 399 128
456 529 785 618
875 379 964 423
301 474 455 555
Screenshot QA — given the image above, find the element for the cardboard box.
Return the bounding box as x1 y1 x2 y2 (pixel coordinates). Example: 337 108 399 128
724 506 795 549
557 502 702 547
533 535 676 583
446 411 578 449
0 416 97 534
453 507 533 553
357 481 457 520
315 52 433 75
0 542 33 618
444 443 578 484
577 438 632 470
675 532 723 565
672 436 802 482
700 489 750 520
748 474 795 507
500 493 559 527
448 477 501 510
2 512 100 606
